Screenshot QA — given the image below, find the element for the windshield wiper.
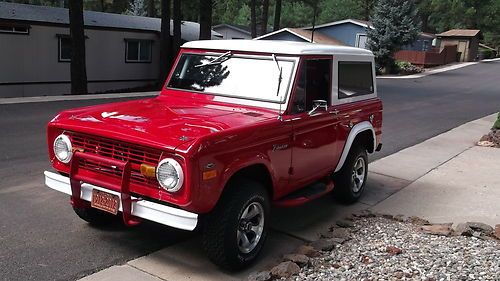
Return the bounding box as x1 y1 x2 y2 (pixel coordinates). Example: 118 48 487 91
272 54 283 97
195 51 232 68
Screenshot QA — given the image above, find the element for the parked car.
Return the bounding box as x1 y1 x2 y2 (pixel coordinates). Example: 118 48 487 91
44 40 383 270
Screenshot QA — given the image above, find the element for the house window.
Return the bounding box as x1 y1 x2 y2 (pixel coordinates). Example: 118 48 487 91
125 40 152 63
423 40 430 51
0 23 29 34
58 36 71 62
338 61 373 99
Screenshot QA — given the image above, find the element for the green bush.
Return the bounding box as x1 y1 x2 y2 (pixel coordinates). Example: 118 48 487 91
493 112 500 130
479 49 496 60
395 60 424 75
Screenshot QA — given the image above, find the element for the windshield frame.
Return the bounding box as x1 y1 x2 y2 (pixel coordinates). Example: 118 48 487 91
165 51 299 107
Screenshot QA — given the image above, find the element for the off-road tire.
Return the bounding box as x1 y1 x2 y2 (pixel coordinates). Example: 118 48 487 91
73 206 117 226
202 179 269 271
333 145 368 204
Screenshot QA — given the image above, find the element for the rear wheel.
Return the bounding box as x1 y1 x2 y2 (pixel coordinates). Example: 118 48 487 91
202 179 269 271
333 145 368 203
73 206 117 226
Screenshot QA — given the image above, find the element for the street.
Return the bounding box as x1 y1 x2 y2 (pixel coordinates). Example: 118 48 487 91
0 60 499 280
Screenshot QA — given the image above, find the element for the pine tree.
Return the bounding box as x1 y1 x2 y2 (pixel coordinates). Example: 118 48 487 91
367 0 421 73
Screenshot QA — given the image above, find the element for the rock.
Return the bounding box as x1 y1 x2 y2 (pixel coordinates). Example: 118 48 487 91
247 271 271 281
477 140 495 147
466 222 494 235
386 245 403 255
381 214 394 220
352 209 376 218
310 238 342 251
270 261 300 278
296 245 321 258
494 224 500 240
283 254 310 267
323 228 351 240
421 224 453 236
393 214 406 222
336 219 354 228
394 271 404 279
407 216 430 225
455 223 473 236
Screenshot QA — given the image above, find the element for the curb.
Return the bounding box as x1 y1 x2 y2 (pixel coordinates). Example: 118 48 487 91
377 58 500 80
0 91 159 105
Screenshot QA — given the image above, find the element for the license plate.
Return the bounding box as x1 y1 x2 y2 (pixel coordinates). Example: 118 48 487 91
91 189 119 215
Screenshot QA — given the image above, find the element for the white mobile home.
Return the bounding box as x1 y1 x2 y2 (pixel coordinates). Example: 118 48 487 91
0 2 219 98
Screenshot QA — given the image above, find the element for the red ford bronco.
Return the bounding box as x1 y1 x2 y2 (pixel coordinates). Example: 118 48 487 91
45 40 382 270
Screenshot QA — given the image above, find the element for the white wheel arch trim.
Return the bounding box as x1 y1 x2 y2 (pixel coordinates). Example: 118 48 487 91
334 121 376 173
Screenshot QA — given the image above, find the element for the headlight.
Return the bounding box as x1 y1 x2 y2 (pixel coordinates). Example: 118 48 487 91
53 134 73 164
156 158 184 192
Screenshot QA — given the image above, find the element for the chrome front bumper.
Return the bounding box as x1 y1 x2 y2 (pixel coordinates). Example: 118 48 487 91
44 171 198 231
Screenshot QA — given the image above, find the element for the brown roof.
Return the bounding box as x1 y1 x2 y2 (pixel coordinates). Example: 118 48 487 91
287 28 345 46
437 29 481 37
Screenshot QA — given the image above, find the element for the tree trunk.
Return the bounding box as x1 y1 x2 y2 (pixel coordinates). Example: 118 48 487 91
160 0 172 85
69 0 87 95
250 0 257 38
199 0 212 40
273 0 281 31
260 0 269 35
173 0 181 54
147 0 156 17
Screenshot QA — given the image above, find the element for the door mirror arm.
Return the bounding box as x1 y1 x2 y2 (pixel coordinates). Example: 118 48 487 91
308 100 328 115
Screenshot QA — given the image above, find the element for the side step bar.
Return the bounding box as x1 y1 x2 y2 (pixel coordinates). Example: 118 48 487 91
273 180 334 207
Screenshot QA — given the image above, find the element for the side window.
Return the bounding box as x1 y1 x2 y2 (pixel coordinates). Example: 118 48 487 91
58 36 71 62
291 59 332 114
338 61 373 99
125 40 152 63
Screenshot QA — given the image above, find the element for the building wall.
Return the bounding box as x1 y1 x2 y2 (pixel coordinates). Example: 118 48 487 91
438 37 479 62
0 24 160 97
314 23 367 47
212 27 251 40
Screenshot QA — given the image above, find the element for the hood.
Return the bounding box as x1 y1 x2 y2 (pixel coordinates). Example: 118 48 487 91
50 97 276 151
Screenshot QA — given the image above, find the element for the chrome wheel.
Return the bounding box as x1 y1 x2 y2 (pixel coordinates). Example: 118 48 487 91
351 157 366 193
237 202 264 254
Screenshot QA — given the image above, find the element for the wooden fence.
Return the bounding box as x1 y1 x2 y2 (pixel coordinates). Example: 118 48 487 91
394 45 457 67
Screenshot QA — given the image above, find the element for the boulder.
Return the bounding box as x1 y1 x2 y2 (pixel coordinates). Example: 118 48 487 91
494 224 500 240
283 254 310 267
386 246 403 255
247 271 271 281
270 261 300 278
336 219 354 228
296 245 321 258
421 224 453 236
310 238 342 251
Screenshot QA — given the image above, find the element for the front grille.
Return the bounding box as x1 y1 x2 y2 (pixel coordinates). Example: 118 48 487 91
67 132 162 188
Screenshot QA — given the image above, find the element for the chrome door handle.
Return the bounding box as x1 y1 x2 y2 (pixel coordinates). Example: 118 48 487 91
329 109 339 115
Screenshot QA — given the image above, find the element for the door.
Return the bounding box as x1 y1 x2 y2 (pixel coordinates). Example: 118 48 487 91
286 58 338 188
458 40 468 62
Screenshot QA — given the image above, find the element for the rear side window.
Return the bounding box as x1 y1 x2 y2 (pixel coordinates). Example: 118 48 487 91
338 61 373 99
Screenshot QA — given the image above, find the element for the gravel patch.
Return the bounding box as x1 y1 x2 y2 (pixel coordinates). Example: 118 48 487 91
286 217 500 281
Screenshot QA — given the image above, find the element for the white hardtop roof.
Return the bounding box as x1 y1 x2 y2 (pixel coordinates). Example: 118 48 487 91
182 40 373 56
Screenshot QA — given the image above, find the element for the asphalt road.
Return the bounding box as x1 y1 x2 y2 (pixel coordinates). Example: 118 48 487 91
0 60 499 280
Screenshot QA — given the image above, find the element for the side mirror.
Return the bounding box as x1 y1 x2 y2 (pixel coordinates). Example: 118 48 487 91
308 100 328 115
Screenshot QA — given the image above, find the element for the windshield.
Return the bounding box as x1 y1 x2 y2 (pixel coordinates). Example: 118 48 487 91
167 53 295 103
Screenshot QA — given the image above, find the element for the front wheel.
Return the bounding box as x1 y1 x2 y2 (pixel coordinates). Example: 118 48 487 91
333 145 368 203
202 179 269 271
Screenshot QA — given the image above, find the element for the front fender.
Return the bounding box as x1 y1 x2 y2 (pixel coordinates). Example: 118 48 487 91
194 152 276 213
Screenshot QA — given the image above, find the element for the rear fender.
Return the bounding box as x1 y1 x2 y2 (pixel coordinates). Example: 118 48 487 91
334 121 376 172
